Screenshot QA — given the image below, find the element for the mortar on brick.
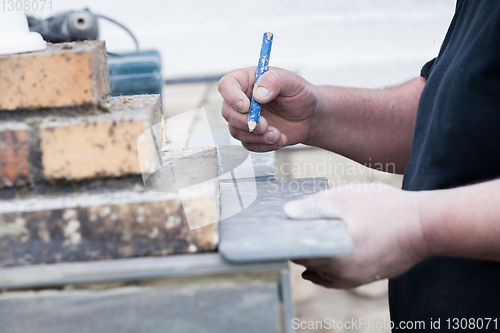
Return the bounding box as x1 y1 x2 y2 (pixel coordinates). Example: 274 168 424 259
0 175 146 201
0 105 103 123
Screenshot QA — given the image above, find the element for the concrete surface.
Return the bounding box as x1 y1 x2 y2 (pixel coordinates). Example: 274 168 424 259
0 284 281 333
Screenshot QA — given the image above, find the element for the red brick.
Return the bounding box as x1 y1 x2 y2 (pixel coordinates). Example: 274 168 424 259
0 123 31 187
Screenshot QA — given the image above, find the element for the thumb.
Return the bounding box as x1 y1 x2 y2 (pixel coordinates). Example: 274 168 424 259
284 190 343 220
252 67 306 104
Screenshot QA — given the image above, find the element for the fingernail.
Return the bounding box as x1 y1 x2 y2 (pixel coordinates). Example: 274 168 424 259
236 100 243 111
255 86 270 99
274 138 283 149
281 134 288 146
266 130 274 144
284 200 302 218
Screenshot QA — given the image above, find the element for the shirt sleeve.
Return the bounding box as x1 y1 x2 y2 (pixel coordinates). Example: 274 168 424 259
420 57 437 80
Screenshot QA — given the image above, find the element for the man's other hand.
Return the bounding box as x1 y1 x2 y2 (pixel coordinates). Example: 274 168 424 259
285 183 431 289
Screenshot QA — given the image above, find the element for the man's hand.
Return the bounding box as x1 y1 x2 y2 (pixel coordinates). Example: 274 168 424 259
284 183 431 289
218 67 321 152
219 67 424 172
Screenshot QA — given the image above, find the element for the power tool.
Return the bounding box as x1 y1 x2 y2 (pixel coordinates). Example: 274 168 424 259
27 9 101 44
26 8 139 52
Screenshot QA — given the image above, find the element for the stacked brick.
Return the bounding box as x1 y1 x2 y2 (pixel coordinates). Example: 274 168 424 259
0 41 218 267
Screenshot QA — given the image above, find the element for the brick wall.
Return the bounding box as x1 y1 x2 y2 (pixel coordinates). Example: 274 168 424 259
0 41 218 267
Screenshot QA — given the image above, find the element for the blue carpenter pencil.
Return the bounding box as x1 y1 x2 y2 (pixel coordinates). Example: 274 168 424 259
248 32 274 133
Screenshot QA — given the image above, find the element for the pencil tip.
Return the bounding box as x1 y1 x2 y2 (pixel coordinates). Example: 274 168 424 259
248 121 257 132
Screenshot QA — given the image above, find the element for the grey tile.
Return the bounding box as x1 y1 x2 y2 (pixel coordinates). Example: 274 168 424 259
219 178 353 262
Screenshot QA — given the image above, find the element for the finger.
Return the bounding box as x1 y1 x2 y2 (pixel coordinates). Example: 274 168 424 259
302 270 337 288
241 130 288 151
218 69 255 113
302 270 356 289
293 257 349 280
283 189 343 219
252 68 306 104
229 125 282 145
291 257 330 269
222 101 269 134
241 142 276 153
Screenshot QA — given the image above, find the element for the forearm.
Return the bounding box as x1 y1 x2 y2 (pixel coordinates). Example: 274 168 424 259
307 77 425 174
419 178 500 261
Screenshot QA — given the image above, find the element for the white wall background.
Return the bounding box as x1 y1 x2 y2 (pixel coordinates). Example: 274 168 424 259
28 0 456 86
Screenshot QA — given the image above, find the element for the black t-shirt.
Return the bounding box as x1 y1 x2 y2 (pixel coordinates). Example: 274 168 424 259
389 0 500 330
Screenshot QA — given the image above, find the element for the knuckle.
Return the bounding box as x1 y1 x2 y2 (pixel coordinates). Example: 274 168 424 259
221 105 228 119
266 70 281 84
217 78 225 93
225 112 233 124
229 126 240 140
221 106 232 123
260 70 280 89
242 142 254 151
252 124 262 135
310 198 324 217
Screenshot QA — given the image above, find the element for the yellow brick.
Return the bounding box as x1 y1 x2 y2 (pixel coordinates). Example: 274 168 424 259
39 95 162 180
0 41 109 111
